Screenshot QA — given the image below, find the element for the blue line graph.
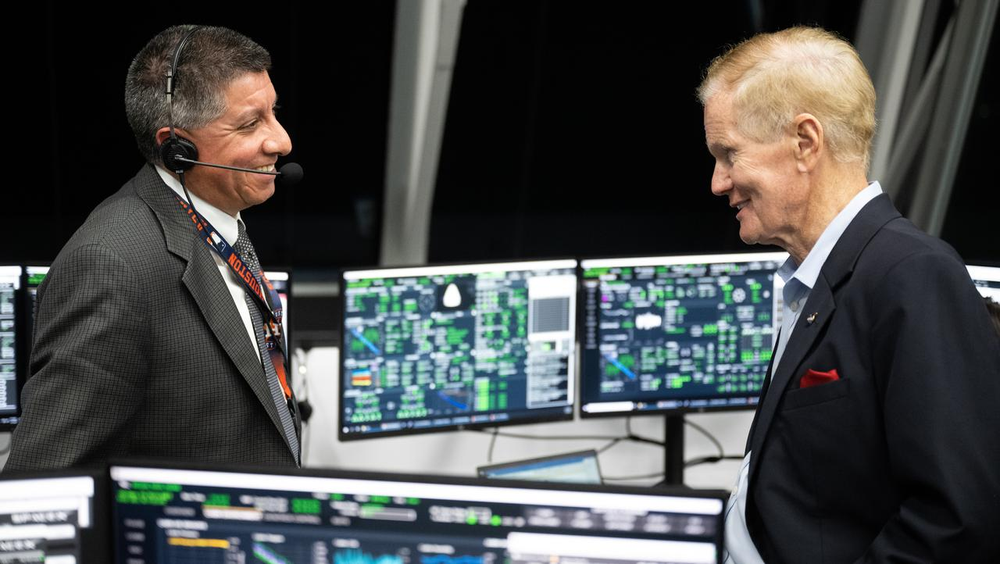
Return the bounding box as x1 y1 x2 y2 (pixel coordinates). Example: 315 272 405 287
334 549 404 564
421 555 485 564
253 543 292 564
438 390 469 411
603 353 637 380
351 327 382 355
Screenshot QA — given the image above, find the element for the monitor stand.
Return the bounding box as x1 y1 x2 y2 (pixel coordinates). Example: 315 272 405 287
658 414 687 487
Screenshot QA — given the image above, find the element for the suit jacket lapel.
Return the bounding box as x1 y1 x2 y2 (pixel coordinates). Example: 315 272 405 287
747 279 836 477
133 165 290 449
746 194 902 481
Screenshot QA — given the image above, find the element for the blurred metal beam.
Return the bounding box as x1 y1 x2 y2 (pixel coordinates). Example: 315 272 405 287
381 0 466 266
908 0 997 235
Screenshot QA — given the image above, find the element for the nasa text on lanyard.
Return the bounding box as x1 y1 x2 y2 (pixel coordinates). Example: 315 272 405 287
174 193 292 399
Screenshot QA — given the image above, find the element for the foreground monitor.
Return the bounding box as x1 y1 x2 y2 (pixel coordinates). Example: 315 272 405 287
110 462 725 564
579 252 786 417
968 264 1000 301
0 470 108 563
340 260 577 439
0 266 21 429
478 449 603 484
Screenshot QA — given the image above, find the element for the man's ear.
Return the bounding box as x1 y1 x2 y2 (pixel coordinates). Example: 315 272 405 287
155 127 175 147
792 113 823 173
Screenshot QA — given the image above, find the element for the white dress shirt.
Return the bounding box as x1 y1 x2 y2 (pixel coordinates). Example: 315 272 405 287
156 166 263 364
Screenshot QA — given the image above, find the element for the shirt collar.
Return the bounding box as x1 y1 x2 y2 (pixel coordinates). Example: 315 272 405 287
155 166 242 247
779 181 883 290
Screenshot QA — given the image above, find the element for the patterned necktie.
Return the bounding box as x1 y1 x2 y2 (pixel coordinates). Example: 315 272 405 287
235 220 300 465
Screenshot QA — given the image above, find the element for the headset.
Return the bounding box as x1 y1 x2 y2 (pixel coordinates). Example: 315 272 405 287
158 26 302 183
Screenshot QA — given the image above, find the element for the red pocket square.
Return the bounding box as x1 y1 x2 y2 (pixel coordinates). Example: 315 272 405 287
800 368 840 388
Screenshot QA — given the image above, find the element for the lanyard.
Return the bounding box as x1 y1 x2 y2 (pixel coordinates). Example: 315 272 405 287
174 194 288 361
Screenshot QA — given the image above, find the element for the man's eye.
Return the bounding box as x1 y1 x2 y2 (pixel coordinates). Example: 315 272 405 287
241 120 259 130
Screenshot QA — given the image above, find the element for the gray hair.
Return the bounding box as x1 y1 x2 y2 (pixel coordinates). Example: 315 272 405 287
125 25 271 165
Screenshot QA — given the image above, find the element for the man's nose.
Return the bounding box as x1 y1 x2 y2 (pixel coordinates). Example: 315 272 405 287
710 163 731 196
265 119 292 156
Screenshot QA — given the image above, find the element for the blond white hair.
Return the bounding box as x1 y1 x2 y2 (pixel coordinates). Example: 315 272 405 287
698 27 876 171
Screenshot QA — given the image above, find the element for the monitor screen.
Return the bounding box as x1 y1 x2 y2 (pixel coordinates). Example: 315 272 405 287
110 463 725 564
264 270 291 346
478 450 603 484
0 266 21 429
0 471 107 563
967 265 1000 301
23 265 50 362
579 252 786 417
340 260 577 439
24 266 49 318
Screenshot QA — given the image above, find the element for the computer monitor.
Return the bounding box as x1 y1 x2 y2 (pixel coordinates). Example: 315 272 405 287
22 265 50 358
478 450 603 484
967 264 1000 301
24 266 49 317
264 270 291 347
0 266 21 430
109 462 726 564
579 252 786 417
0 469 109 563
340 260 577 439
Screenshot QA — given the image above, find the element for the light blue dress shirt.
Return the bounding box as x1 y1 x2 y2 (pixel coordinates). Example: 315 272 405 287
724 181 883 563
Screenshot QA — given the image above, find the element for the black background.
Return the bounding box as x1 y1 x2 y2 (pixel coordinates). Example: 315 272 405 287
7 1 997 275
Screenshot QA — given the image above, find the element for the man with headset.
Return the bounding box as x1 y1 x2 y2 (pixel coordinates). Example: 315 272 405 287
5 25 301 470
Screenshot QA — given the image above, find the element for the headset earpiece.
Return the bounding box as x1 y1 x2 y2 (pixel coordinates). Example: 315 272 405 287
160 134 199 173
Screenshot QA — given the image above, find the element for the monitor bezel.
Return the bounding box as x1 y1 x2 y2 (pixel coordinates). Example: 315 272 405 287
577 251 787 420
337 258 579 441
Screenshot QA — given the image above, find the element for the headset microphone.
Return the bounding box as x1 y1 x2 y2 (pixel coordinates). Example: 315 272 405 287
170 156 304 186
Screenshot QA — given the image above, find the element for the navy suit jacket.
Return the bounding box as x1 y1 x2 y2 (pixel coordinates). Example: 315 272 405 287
745 194 1000 563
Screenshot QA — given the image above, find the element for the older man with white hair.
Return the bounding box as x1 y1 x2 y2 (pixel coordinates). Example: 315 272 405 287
699 26 1000 563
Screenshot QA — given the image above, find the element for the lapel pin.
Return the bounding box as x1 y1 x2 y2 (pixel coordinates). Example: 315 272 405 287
807 312 819 324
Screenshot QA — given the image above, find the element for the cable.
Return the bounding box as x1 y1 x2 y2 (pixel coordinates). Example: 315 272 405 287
603 470 667 482
596 437 623 455
624 416 666 447
684 419 725 460
486 428 499 463
685 454 744 468
471 428 624 442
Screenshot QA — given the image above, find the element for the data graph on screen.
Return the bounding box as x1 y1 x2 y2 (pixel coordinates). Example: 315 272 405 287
580 253 786 416
340 260 576 439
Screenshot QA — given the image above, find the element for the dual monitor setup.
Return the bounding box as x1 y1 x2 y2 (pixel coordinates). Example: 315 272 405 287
339 252 788 440
338 252 782 482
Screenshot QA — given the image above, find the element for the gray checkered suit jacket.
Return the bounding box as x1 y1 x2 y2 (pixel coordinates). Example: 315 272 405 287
4 165 298 470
